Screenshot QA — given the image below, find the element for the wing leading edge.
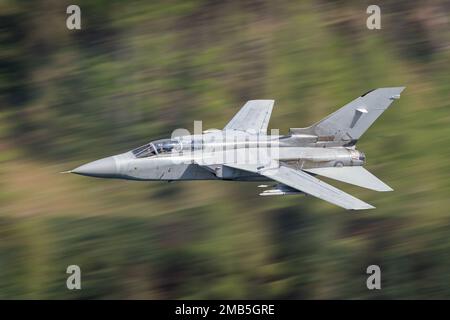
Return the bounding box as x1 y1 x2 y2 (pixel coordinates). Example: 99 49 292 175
225 163 374 210
224 100 274 134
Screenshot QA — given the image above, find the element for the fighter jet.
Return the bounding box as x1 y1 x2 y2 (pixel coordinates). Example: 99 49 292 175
66 87 405 210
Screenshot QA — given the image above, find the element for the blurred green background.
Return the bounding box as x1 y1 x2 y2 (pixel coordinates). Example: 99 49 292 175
0 0 449 299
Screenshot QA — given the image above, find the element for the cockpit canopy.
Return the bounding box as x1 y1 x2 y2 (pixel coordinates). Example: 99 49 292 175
132 139 182 158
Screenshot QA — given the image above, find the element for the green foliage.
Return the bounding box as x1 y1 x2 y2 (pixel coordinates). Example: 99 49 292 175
0 0 449 299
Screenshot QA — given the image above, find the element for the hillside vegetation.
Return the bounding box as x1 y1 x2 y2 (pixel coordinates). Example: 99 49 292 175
0 0 449 298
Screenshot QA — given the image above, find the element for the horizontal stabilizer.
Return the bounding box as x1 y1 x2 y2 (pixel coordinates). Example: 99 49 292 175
304 166 393 192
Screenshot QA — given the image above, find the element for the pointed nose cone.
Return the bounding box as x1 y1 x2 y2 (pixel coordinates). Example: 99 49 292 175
72 156 118 178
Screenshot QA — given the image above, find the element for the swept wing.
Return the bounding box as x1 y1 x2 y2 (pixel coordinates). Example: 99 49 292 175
224 100 274 134
225 163 374 210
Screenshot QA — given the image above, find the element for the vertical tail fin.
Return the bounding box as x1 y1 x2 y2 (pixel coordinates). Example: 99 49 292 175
292 87 405 145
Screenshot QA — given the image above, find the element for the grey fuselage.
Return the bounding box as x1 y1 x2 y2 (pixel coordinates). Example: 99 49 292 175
71 131 365 182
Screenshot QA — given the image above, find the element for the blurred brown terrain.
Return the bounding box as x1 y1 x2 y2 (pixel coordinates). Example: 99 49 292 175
0 0 449 299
